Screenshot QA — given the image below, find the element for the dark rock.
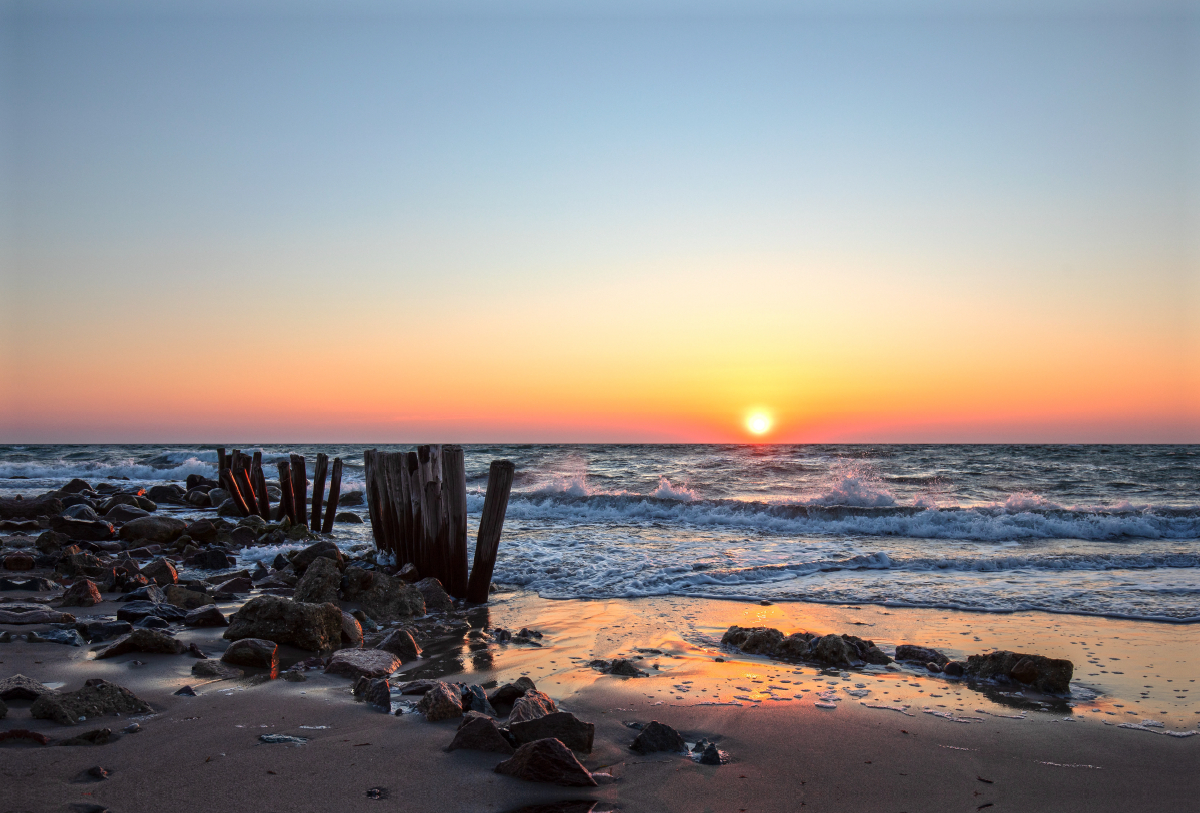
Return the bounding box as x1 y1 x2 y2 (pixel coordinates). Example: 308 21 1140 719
964 651 1073 694
31 679 152 725
76 620 132 642
338 491 365 506
184 490 211 508
414 577 453 612
61 478 94 494
105 504 150 522
698 742 725 765
215 577 252 593
135 616 170 629
28 628 86 646
118 516 186 545
606 659 648 677
487 676 537 714
50 516 115 541
60 579 102 607
721 625 783 656
0 674 57 701
291 540 343 573
185 519 220 543
173 685 197 696
510 711 595 753
808 634 857 668
4 552 35 571
187 642 207 658
116 601 186 623
447 713 515 754
228 526 257 547
140 557 179 586
36 530 71 555
462 684 498 716
630 720 687 754
363 678 391 708
183 548 230 570
62 503 102 521
164 585 214 610
86 765 111 780
191 660 243 680
895 644 950 666
325 649 400 680
351 609 378 631
184 605 227 627
221 638 279 670
341 611 363 647
396 563 419 582
294 556 342 604
926 661 943 673
223 595 343 652
186 474 219 491
120 584 166 603
96 628 185 659
417 681 464 721
0 728 51 745
57 726 114 746
509 690 557 723
0 607 77 624
145 484 187 505
341 566 425 621
943 660 965 677
0 576 57 591
335 512 363 523
494 738 597 787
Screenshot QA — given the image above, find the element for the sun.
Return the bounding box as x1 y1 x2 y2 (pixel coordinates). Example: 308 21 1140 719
746 412 772 436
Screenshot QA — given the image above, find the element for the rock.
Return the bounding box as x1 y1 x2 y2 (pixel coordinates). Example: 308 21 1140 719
630 720 687 754
105 504 150 522
510 711 595 753
462 684 498 716
340 611 363 647
895 644 950 665
136 615 170 629
57 726 114 746
96 628 185 659
0 608 77 624
341 566 425 621
120 584 165 603
185 519 220 543
62 503 102 520
809 634 857 668
509 690 557 723
118 516 186 545
943 661 965 677
964 651 1073 694
259 733 308 745
447 714 515 754
0 728 51 745
28 628 86 646
294 556 342 604
416 681 464 721
325 649 401 680
414 577 453 612
487 677 537 713
116 601 186 623
76 620 132 642
61 478 93 494
223 595 343 652
31 679 152 725
36 530 71 555
334 512 363 523
494 738 597 787
164 585 214 610
187 642 207 658
184 489 211 507
338 491 365 506
55 552 111 579
0 674 58 700
145 484 187 505
351 609 378 631
140 557 179 586
606 659 648 677
60 579 102 607
191 660 243 680
775 631 817 660
396 563 419 582
221 638 279 670
183 548 230 570
291 540 343 573
721 625 783 656
363 678 392 708
3 552 35 571
698 742 724 765
184 605 227 627
229 526 257 547
216 577 252 593
173 685 197 696
376 628 422 662
49 516 115 541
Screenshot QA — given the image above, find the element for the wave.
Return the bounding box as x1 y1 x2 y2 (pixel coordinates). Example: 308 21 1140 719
0 456 217 483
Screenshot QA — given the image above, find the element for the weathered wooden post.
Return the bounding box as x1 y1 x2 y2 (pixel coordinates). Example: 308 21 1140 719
422 478 444 584
321 456 343 534
252 460 271 518
233 453 260 517
221 451 252 517
310 453 329 531
363 450 385 551
217 447 227 478
467 460 515 604
277 460 296 524
289 454 307 527
441 445 469 598
404 451 422 570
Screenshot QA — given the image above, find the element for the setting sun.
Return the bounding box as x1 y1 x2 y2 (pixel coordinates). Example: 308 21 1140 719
747 412 772 436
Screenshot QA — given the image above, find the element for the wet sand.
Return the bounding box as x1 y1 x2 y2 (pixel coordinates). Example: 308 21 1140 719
2 589 1196 813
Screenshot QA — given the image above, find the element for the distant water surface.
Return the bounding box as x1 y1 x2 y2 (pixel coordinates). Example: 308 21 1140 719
0 444 1196 622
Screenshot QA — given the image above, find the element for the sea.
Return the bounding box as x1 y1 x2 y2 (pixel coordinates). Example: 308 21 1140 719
1 444 1197 623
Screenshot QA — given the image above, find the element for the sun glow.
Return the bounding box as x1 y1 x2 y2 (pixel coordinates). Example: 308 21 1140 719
747 412 772 436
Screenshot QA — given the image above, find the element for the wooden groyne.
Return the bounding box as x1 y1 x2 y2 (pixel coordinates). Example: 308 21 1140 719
217 447 343 532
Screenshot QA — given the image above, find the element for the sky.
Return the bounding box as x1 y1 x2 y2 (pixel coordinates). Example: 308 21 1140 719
0 0 1197 443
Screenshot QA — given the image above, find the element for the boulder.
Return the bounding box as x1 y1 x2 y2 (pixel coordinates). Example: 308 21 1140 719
325 649 400 680
338 491 365 506
4 552 35 571
76 620 132 642
509 690 557 723
414 577 453 612
630 720 687 754
221 638 279 670
55 552 110 579
36 530 71 555
335 512 363 524
164 585 214 610
416 682 464 721
49 516 115 541
943 661 965 677
0 607 76 625
375 628 422 662
487 677 537 714
145 484 187 506
462 684 498 716
28 628 86 646
62 503 102 521
118 516 186 545
30 679 152 725
448 714 516 754
106 504 150 523
895 644 949 666
216 577 253 593
494 738 597 787
721 625 783 656
184 605 227 627
808 634 857 668
340 611 363 648
184 490 211 508
185 519 220 543
223 595 342 652
965 651 1073 694
294 556 342 604
362 678 392 709
96 628 185 659
183 549 231 570
140 558 179 586
0 674 57 701
116 600 186 623
510 711 594 753
120 584 165 603
291 540 343 574
61 479 93 494
340 566 425 621
396 563 419 583
59 579 103 608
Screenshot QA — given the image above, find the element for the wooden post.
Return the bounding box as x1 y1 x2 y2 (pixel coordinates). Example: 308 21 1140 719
321 457 343 534
221 465 252 517
289 454 307 527
441 445 469 598
405 452 424 574
277 461 296 524
384 452 410 559
466 460 515 604
252 461 271 519
422 479 444 585
363 450 385 551
233 454 260 517
310 453 329 531
217 447 227 478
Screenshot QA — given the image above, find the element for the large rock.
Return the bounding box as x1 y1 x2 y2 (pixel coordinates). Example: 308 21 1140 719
965 651 1073 694
164 585 214 610
294 556 342 604
96 628 185 659
808 634 858 668
221 638 279 670
119 516 186 545
510 711 594 753
49 516 115 541
630 720 687 754
116 600 186 623
145 484 187 505
106 504 150 523
509 690 557 723
184 604 227 627
375 628 422 662
0 608 76 624
447 713 515 754
325 649 400 680
183 548 231 570
340 612 363 647
340 567 425 622
36 530 70 555
192 660 243 680
30 679 152 725
291 540 343 574
60 579 102 607
721 626 783 656
494 738 597 787
414 577 453 612
0 674 57 701
487 677 537 715
417 682 464 721
185 519 220 543
141 558 179 586
223 595 343 652
4 552 35 571
895 644 949 665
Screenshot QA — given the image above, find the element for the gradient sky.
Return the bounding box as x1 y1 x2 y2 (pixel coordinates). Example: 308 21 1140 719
1 0 1197 443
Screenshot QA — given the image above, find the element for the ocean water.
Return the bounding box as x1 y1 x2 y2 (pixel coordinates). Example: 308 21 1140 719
1 444 1197 622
